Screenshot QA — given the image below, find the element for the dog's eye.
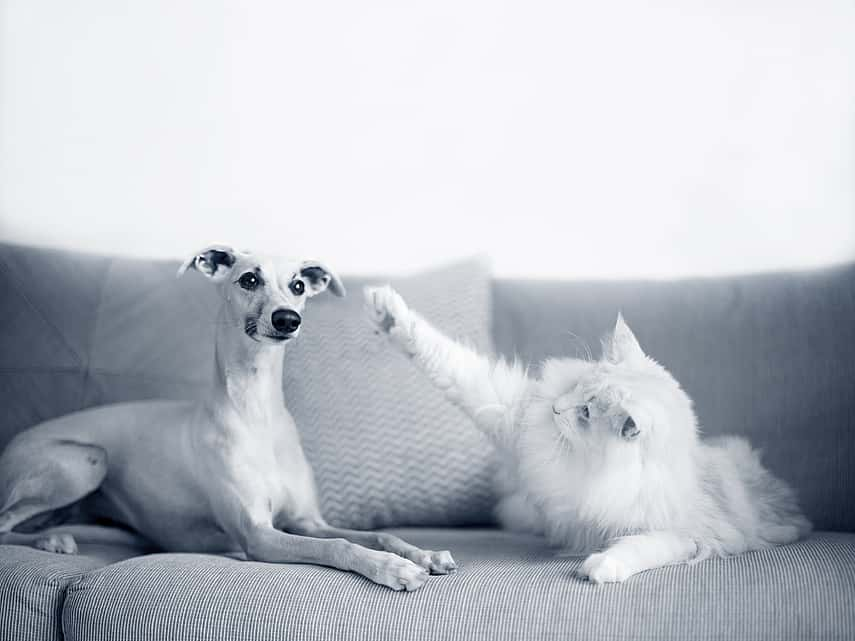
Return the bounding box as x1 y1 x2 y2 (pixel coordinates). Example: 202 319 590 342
579 405 590 420
238 272 260 290
290 279 305 296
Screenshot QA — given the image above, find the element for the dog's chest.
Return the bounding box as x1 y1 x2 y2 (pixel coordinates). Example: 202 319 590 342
221 413 319 518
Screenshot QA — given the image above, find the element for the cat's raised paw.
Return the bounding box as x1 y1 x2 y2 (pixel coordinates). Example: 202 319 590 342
364 286 405 330
364 285 415 345
578 553 631 584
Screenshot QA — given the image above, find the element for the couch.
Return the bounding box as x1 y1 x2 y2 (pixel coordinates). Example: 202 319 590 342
1 242 853 641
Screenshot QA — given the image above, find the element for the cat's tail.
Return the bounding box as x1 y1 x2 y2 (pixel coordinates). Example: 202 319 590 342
717 435 812 546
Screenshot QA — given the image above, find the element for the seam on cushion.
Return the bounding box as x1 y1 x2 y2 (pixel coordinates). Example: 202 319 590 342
0 367 86 374
84 369 208 384
0 253 84 368
0 367 203 381
78 256 110 408
60 575 96 641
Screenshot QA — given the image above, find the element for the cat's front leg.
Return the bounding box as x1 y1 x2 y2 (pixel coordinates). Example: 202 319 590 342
364 285 530 445
578 531 697 584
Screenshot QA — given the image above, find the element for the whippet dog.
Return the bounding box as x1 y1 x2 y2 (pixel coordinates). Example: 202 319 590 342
0 245 455 591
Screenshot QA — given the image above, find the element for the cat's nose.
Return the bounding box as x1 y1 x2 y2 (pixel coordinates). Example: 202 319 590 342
552 405 561 415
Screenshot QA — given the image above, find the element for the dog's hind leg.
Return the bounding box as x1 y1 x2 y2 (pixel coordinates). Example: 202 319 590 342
0 438 108 553
365 285 530 445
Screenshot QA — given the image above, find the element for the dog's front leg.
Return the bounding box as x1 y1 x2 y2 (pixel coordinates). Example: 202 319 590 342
241 526 429 590
215 494 429 591
365 285 530 445
293 520 457 575
578 531 697 584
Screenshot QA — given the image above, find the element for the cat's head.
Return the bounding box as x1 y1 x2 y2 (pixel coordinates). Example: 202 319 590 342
545 315 698 458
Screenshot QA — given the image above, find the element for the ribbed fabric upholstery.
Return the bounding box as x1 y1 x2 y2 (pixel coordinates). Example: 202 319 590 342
0 542 143 641
59 530 855 641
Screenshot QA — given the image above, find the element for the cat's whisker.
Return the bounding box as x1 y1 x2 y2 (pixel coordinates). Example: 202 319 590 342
564 330 593 362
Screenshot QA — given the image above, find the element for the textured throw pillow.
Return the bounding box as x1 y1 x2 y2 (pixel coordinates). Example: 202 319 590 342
283 257 498 529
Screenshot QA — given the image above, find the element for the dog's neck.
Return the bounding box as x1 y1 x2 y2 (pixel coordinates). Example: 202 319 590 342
211 316 287 425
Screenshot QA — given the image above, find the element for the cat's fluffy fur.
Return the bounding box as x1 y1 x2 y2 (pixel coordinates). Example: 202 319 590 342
365 285 811 583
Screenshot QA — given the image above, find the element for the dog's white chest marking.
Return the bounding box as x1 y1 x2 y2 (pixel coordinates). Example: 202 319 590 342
208 401 318 526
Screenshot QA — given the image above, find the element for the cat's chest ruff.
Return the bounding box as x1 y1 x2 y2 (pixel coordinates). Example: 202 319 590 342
512 417 648 551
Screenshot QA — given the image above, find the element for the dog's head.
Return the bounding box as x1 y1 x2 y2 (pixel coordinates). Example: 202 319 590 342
178 244 345 344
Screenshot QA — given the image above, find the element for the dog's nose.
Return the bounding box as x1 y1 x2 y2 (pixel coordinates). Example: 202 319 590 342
271 309 301 334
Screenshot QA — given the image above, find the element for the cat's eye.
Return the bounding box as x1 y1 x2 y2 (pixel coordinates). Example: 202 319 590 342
621 415 640 439
238 272 260 291
290 279 305 296
578 405 590 420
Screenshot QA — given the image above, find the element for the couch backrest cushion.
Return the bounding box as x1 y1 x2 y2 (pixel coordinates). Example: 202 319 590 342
0 243 496 528
0 243 218 456
491 264 855 532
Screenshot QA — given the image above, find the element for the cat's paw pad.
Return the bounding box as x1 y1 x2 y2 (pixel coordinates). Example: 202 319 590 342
578 553 631 584
33 533 78 555
364 285 413 340
413 549 458 575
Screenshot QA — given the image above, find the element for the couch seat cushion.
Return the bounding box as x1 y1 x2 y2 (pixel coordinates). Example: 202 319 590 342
62 529 854 641
0 540 144 641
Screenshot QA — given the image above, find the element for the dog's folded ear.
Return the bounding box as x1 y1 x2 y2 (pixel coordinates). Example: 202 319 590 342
177 245 237 281
298 261 346 297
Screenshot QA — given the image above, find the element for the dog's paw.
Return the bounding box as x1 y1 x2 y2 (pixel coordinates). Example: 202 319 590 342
364 285 413 338
413 549 458 575
33 533 78 555
578 552 631 584
369 552 429 591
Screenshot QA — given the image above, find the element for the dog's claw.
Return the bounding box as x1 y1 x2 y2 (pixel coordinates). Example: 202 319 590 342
414 549 457 575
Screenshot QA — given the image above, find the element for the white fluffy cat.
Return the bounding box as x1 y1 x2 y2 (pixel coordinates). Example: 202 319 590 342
364 285 811 583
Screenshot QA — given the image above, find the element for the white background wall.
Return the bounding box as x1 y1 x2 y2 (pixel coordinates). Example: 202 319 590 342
1 0 853 279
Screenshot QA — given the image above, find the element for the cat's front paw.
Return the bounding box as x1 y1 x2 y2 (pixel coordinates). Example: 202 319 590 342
364 285 414 342
578 553 632 584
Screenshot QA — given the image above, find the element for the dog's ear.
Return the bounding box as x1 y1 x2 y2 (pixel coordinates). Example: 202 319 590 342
298 261 346 297
603 313 646 364
177 245 237 282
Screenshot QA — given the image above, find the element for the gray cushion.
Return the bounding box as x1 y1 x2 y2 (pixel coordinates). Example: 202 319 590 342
491 263 855 532
0 541 144 641
0 243 216 452
60 529 855 641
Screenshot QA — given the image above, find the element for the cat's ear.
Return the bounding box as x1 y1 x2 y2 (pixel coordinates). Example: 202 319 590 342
603 313 646 364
